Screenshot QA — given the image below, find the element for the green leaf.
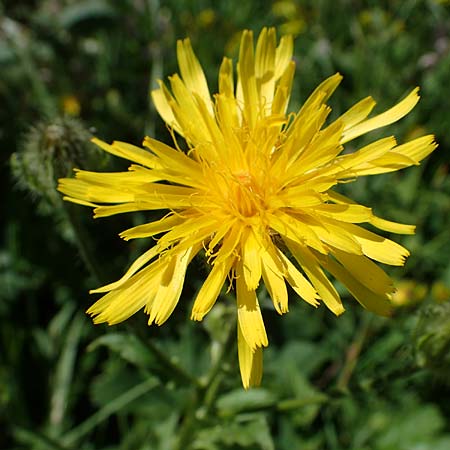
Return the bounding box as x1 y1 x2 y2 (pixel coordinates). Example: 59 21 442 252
59 0 117 28
217 388 277 416
88 332 155 369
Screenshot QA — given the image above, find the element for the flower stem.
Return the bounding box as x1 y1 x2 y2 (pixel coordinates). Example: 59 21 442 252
63 203 106 286
336 313 373 391
174 321 236 450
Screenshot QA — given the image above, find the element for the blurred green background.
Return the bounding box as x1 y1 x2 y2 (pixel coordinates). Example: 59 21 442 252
1 1 450 449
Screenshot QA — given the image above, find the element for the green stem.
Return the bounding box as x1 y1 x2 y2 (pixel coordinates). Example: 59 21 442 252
142 330 202 388
336 313 373 392
61 377 159 447
13 427 69 450
63 203 106 286
174 322 236 450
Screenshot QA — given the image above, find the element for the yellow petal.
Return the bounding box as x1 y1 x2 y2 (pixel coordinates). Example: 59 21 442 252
277 251 320 307
340 223 410 266
326 191 416 234
219 57 234 97
255 27 277 108
119 214 184 241
58 178 135 203
92 138 159 168
299 73 342 115
341 88 420 144
369 216 416 235
176 38 212 114
191 256 234 321
157 215 219 250
242 227 263 290
74 167 161 185
237 29 259 129
236 261 268 351
90 246 160 294
338 96 376 130
148 246 197 325
214 225 243 265
272 61 295 114
274 34 294 79
260 244 289 314
394 135 437 162
286 240 345 315
167 74 213 145
61 196 98 208
238 322 263 389
305 216 363 255
333 249 395 295
88 259 164 324
277 189 323 209
142 136 204 182
321 256 392 317
312 203 372 223
269 212 327 254
151 80 181 133
352 135 438 176
324 136 397 177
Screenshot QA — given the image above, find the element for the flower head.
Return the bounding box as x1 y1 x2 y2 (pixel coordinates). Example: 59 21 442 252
58 28 437 388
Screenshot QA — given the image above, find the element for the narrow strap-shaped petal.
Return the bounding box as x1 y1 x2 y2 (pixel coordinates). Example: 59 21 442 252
269 211 327 254
236 260 268 351
87 257 165 324
255 27 277 112
237 30 259 129
350 135 437 176
218 57 234 97
260 241 289 314
326 190 416 234
191 256 235 321
119 213 184 241
338 96 376 130
177 38 212 114
341 88 420 144
151 80 183 135
274 34 294 79
148 245 198 325
340 223 410 266
298 73 343 115
321 255 392 316
285 239 345 315
242 227 263 290
332 248 395 295
91 138 160 168
238 321 263 389
90 246 160 294
277 251 320 307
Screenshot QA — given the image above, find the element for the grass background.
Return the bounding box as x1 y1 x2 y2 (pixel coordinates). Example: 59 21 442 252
1 1 450 449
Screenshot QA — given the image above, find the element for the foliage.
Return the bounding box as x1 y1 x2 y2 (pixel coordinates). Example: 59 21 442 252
1 0 449 449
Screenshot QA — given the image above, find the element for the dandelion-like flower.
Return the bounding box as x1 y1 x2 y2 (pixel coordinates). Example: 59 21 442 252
59 28 437 388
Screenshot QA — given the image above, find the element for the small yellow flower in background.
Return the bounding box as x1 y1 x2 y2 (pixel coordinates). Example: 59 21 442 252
61 94 81 116
58 28 437 388
391 280 428 308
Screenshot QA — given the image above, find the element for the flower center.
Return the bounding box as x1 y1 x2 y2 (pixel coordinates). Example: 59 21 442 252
229 170 266 218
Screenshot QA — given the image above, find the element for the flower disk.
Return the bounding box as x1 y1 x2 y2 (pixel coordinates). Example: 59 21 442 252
58 28 437 388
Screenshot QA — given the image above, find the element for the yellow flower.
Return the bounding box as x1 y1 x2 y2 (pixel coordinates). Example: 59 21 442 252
61 94 81 116
58 28 437 388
